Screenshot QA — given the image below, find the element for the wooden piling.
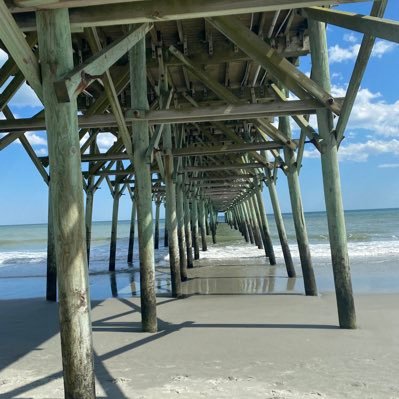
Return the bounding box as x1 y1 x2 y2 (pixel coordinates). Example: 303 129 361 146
191 197 200 259
46 185 56 301
264 174 296 277
37 8 95 397
85 189 94 264
248 196 263 250
154 199 161 250
127 193 136 264
308 18 356 328
129 36 157 332
183 194 194 268
281 110 317 296
176 174 188 281
205 203 211 235
109 189 121 271
198 199 208 251
164 202 169 247
242 201 255 244
254 188 277 265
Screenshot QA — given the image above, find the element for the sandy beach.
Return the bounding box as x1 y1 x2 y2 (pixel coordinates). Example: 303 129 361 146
0 288 398 398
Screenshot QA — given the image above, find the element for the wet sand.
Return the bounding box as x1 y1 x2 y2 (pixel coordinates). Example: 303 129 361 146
0 291 398 398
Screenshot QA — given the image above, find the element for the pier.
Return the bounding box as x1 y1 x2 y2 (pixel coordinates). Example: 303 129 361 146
0 1 397 397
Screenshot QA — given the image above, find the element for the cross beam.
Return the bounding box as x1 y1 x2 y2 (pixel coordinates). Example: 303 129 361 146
0 98 336 132
12 0 370 31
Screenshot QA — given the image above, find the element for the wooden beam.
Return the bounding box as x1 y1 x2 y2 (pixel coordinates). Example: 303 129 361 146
0 99 336 132
85 27 132 156
13 0 144 9
304 5 399 44
54 23 151 102
207 15 342 115
185 162 267 172
172 141 284 157
0 0 42 99
13 0 370 31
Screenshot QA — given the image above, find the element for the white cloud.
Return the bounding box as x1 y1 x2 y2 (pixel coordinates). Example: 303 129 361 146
371 41 397 58
24 131 47 146
339 139 399 161
329 40 397 63
303 139 399 162
343 33 359 44
378 163 399 169
8 82 42 109
35 148 48 156
97 132 117 152
329 43 361 63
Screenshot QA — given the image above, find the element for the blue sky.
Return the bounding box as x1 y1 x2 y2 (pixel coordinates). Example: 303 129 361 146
0 2 398 225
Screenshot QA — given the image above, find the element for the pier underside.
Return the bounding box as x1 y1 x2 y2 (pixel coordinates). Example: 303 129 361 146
0 0 397 397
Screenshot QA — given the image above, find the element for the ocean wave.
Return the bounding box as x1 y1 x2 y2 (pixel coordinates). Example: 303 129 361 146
0 251 47 265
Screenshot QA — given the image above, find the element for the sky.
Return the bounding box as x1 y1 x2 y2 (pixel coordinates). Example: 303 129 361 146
0 2 398 225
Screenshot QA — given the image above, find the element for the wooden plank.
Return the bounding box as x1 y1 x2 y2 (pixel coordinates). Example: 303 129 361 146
305 5 399 44
54 23 151 102
0 0 42 99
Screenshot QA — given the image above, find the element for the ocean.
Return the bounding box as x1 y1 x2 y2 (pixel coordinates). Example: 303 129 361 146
0 208 398 299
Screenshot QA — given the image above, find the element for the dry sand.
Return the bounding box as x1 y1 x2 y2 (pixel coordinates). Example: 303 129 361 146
0 289 398 398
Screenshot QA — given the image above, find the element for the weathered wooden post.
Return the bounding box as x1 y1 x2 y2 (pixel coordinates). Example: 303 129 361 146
191 197 200 260
37 8 95 397
129 35 157 332
238 203 249 242
253 193 268 254
161 75 182 296
308 18 356 328
183 194 194 268
281 109 317 296
198 198 208 251
248 196 263 250
46 186 56 301
176 174 188 281
254 183 277 265
164 201 169 248
242 201 255 244
85 188 94 264
85 139 96 265
262 160 296 276
127 191 136 264
209 204 218 244
154 198 161 250
109 186 122 271
205 203 211 235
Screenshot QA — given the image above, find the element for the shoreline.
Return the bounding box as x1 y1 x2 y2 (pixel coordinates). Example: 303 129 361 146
1 256 399 300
